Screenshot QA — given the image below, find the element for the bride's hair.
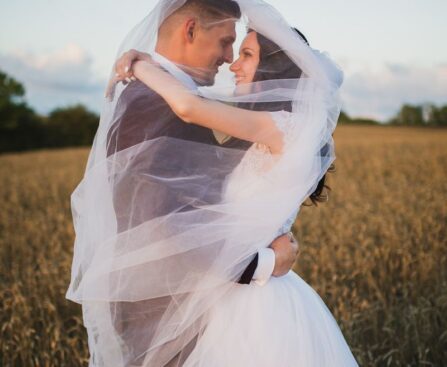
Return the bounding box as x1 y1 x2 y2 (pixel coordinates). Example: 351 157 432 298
242 27 335 206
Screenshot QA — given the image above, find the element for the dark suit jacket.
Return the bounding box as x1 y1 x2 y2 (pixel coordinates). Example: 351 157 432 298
105 80 258 366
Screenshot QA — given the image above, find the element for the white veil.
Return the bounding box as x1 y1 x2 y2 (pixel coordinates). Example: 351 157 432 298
65 0 343 366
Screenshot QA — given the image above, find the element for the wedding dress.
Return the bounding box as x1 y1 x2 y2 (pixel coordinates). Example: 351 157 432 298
182 111 359 367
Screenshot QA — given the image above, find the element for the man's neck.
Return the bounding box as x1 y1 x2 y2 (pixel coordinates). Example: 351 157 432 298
155 43 206 87
155 44 189 74
152 49 197 91
155 43 178 63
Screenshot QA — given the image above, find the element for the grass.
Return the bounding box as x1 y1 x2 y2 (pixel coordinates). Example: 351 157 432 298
1 125 446 366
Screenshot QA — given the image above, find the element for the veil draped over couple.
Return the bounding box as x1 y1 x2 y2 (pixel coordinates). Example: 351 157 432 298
66 0 358 366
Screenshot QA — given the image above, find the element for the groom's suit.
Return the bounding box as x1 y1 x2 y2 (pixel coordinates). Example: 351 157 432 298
106 83 258 283
105 59 263 366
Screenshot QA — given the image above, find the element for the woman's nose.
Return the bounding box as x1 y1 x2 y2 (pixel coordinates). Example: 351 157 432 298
230 59 240 72
224 47 234 64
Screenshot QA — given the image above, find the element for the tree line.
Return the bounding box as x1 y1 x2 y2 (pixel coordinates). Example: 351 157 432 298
339 106 447 127
0 71 99 153
1 70 446 153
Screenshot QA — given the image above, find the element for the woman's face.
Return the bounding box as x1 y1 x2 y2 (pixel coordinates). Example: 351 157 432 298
230 31 260 85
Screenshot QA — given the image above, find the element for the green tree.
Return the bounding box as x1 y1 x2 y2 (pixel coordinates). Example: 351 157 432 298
45 104 99 147
0 70 44 152
338 110 351 124
427 105 447 126
392 104 424 126
0 70 25 109
0 70 99 152
338 110 379 125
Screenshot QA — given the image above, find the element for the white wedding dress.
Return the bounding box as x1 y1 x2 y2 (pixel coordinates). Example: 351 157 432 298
183 111 359 367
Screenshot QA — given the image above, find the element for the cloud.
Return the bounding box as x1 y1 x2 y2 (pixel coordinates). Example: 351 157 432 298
1 45 446 123
0 44 106 114
341 63 447 121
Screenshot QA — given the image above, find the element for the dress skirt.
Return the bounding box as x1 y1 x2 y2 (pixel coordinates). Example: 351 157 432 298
183 270 359 367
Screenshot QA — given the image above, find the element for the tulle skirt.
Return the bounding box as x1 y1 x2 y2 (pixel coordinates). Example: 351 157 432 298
183 270 359 367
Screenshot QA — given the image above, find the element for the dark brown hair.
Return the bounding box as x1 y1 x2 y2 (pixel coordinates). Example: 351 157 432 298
244 28 335 206
178 0 241 23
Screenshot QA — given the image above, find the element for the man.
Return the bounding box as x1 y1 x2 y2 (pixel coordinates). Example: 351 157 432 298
106 0 299 365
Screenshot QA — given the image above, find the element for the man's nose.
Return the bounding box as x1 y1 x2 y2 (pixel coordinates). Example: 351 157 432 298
224 47 234 64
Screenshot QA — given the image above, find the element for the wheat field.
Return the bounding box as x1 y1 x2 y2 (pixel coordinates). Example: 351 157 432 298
1 125 446 366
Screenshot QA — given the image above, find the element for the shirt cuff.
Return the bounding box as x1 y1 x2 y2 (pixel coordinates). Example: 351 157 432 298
252 247 275 286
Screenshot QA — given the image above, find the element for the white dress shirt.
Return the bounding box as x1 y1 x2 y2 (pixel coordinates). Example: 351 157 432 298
150 52 276 286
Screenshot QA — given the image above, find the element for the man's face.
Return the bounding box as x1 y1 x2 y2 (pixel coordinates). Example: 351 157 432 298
184 19 236 86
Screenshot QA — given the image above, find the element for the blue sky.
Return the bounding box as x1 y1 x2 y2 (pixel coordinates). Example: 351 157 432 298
1 0 446 121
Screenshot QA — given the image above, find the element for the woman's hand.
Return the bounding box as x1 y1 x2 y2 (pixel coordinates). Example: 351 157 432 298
105 49 154 99
115 49 154 82
132 60 197 123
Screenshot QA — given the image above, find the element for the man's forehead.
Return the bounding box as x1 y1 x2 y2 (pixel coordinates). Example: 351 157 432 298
215 20 237 41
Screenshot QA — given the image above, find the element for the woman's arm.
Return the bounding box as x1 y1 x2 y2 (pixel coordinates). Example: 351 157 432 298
133 60 284 154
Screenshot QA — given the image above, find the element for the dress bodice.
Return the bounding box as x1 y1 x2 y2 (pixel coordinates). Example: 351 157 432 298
223 110 300 236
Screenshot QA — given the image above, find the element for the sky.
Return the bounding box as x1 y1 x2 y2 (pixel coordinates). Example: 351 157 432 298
1 0 446 121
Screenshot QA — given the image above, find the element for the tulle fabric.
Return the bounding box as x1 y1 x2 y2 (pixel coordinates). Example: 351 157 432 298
65 0 346 365
182 110 357 366
183 271 358 367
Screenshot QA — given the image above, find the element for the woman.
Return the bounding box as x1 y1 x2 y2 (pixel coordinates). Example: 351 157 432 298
111 27 357 366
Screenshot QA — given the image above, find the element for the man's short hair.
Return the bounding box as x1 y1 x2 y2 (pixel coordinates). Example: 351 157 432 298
159 0 240 38
177 0 241 22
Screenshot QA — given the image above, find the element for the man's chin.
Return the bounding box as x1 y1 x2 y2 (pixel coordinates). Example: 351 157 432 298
195 74 216 87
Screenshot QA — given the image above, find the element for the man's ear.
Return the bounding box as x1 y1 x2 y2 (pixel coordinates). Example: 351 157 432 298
183 18 197 43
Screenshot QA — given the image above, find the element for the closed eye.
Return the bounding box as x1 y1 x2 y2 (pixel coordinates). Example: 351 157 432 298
221 37 235 48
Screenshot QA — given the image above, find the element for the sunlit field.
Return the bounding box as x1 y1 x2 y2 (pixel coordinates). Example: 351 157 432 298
1 125 446 366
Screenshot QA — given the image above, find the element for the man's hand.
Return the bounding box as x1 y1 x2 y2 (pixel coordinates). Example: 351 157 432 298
270 232 300 277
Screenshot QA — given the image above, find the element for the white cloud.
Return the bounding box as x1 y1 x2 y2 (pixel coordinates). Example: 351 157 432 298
0 44 106 114
1 45 446 122
340 63 447 121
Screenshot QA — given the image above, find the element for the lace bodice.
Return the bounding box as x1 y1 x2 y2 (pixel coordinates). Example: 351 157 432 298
224 110 300 235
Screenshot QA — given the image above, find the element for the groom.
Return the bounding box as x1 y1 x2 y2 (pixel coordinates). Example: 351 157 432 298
107 0 299 365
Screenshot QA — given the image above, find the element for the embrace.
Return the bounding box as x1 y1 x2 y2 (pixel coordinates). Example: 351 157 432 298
66 0 358 366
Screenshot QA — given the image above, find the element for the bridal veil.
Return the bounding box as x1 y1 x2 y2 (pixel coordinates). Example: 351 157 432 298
65 0 343 365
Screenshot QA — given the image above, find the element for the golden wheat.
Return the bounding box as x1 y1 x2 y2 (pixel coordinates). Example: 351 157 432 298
1 125 446 366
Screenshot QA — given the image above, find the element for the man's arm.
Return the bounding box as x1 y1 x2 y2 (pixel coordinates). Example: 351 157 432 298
237 253 259 284
237 233 299 285
252 248 276 286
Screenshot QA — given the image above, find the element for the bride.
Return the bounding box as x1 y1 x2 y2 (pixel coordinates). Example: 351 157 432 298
66 0 358 366
113 25 356 367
